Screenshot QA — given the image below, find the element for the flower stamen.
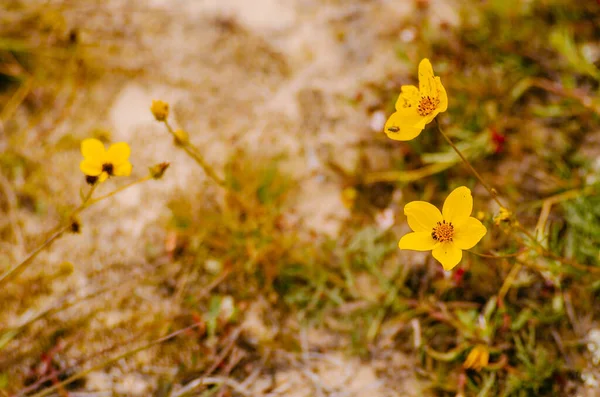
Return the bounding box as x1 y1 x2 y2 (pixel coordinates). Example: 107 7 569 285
431 220 454 242
417 95 440 116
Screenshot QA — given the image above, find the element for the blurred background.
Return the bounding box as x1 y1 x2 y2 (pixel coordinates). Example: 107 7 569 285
1 0 600 396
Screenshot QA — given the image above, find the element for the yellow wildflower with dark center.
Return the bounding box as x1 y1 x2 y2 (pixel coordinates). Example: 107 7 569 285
79 138 132 183
384 58 448 141
399 186 487 270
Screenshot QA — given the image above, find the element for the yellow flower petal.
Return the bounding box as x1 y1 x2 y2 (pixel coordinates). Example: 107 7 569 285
98 172 109 183
395 85 420 111
418 58 437 98
105 142 131 165
81 138 105 160
436 77 448 112
398 232 437 251
404 201 443 232
479 348 489 369
80 159 102 176
384 111 424 141
453 217 487 250
419 109 440 129
432 242 462 270
463 349 477 369
464 345 489 371
113 162 132 177
442 186 473 225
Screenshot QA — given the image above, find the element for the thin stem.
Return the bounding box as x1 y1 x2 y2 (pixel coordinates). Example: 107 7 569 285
0 176 151 287
435 120 504 208
436 119 597 275
86 175 152 206
467 250 523 259
498 263 523 304
82 182 98 204
27 323 204 397
43 183 98 237
513 223 600 273
0 182 101 285
0 224 70 286
436 122 598 274
162 120 226 187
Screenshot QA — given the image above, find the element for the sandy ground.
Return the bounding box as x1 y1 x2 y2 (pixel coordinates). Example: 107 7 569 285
0 0 466 395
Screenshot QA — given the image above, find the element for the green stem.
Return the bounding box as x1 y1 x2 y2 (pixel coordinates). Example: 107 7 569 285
436 120 595 273
162 120 226 187
513 223 600 273
435 120 505 209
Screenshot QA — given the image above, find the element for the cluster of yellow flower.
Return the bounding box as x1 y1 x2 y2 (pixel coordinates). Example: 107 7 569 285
78 100 174 185
77 60 486 274
72 61 491 373
385 59 487 271
386 59 491 372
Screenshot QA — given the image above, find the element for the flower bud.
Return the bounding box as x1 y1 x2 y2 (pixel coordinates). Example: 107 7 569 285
463 345 489 371
150 100 169 121
86 175 99 185
149 162 170 179
69 219 81 233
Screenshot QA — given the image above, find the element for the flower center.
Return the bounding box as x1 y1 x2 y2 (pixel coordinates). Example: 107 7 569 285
417 96 440 116
431 220 454 243
102 163 114 176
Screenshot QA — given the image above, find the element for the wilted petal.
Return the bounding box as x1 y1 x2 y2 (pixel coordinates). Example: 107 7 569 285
395 85 420 111
463 345 489 371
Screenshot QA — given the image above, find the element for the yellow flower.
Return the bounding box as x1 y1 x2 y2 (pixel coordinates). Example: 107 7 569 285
463 344 490 371
341 187 358 209
493 206 512 226
384 58 448 141
79 138 132 183
398 186 487 270
150 100 169 121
